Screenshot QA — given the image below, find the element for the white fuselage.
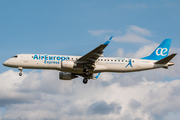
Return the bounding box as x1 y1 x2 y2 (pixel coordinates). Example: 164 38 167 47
3 54 166 74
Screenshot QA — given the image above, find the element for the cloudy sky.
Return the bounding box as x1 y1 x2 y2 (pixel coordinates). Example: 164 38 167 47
1 0 180 120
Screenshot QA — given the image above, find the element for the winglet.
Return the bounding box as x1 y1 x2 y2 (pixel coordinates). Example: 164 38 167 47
95 72 101 79
103 36 113 45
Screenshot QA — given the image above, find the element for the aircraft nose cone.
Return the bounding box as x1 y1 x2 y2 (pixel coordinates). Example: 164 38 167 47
3 60 8 66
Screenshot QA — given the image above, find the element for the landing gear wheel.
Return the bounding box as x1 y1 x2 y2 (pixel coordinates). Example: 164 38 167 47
83 78 88 84
19 72 22 76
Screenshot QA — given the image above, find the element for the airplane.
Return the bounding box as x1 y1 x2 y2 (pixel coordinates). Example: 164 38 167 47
3 36 177 84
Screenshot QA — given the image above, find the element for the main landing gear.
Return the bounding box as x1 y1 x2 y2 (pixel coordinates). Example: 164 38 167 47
83 78 88 84
83 66 90 84
18 67 23 76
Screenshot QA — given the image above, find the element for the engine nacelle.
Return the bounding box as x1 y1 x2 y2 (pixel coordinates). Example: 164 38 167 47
59 72 77 80
61 61 76 69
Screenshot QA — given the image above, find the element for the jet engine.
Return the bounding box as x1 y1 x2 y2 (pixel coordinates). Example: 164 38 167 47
61 61 76 69
59 72 77 80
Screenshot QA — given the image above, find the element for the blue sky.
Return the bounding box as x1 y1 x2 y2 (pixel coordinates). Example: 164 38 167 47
1 0 179 72
1 0 180 120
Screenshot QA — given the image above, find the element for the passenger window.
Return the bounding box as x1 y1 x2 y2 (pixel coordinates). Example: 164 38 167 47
101 59 103 61
107 59 109 61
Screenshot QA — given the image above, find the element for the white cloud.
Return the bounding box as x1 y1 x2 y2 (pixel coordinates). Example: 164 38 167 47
99 72 114 82
0 46 180 120
128 25 152 36
88 26 152 43
116 48 124 57
113 25 152 43
116 43 158 58
88 30 114 36
1 68 180 120
113 33 151 43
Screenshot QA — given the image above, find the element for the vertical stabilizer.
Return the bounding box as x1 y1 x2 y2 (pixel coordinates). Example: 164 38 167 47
142 39 172 60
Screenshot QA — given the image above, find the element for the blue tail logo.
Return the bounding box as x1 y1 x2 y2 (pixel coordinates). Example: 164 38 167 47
156 48 168 56
142 39 172 60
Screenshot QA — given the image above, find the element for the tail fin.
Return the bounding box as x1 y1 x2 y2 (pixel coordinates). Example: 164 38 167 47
142 39 172 60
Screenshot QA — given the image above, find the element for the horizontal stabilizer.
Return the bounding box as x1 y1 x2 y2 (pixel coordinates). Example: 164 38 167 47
155 53 177 64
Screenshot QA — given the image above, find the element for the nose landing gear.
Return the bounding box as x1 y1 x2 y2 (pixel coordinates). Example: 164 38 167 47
18 67 23 76
19 72 22 76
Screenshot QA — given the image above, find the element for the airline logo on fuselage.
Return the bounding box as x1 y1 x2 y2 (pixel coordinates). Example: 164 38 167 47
125 59 133 68
156 48 168 56
33 55 70 64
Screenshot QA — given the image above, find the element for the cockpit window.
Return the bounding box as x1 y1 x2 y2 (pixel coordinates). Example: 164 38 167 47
12 55 18 58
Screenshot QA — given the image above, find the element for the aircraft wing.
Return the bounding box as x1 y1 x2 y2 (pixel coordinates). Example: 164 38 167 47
75 36 113 68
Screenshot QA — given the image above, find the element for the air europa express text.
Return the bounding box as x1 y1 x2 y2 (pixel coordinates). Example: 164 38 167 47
33 55 70 61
